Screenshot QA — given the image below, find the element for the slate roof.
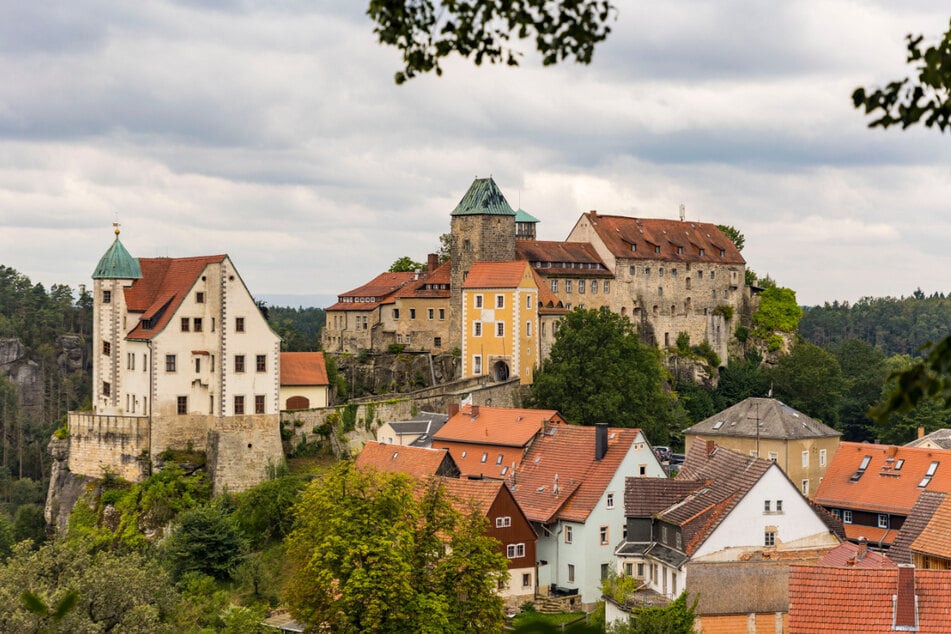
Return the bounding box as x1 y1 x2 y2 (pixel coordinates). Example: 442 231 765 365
280 352 329 386
93 234 142 279
450 177 516 216
507 425 641 524
514 241 610 277
578 211 745 265
326 271 415 311
906 428 951 449
461 261 533 289
818 541 896 569
891 491 947 565
354 442 458 479
124 255 227 340
624 478 705 517
788 565 951 633
685 397 840 440
815 442 951 516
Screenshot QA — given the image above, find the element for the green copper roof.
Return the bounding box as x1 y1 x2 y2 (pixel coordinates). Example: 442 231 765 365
515 208 539 223
92 235 142 279
450 177 516 216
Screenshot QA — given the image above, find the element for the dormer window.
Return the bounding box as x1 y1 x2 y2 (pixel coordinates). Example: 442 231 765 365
720 249 725 257
631 244 636 252
654 246 661 254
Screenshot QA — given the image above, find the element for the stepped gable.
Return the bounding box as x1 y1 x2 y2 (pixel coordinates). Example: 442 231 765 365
354 441 459 479
514 240 609 276
450 177 516 216
325 271 416 311
685 397 839 439
509 425 639 524
624 478 705 518
581 212 745 265
280 352 328 386
461 261 531 289
891 491 947 564
124 255 226 340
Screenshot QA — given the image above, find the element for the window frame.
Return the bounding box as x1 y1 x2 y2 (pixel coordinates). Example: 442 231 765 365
234 395 245 415
235 317 245 332
165 354 177 372
255 394 265 414
177 395 187 415
235 355 245 373
256 354 266 372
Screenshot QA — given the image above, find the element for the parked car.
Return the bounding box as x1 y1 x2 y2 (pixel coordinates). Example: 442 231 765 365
653 446 671 462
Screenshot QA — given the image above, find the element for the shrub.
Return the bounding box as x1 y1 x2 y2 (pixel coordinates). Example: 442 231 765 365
713 305 734 320
387 343 405 353
675 332 690 352
53 424 69 440
735 325 749 343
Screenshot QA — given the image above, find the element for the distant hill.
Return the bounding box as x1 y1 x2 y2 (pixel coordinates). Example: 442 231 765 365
256 294 336 309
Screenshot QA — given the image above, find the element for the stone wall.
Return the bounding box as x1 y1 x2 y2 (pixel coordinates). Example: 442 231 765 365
206 413 283 494
68 412 150 481
151 413 215 455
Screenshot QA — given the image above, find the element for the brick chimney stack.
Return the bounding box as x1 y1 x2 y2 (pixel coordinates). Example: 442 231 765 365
427 253 439 272
856 536 868 561
894 564 918 629
470 405 480 417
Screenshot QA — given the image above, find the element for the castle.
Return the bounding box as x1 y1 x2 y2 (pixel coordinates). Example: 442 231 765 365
66 226 283 492
322 177 750 383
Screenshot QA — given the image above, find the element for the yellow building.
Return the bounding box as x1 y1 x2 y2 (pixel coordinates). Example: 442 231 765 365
461 261 539 385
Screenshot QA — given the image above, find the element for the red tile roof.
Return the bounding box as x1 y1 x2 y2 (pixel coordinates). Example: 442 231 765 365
532 269 568 315
578 212 745 265
124 255 226 340
788 565 951 633
439 477 505 516
890 491 947 565
508 425 641 523
815 442 951 516
434 405 565 448
461 261 534 289
280 352 328 386
817 541 896 569
326 271 415 311
910 494 951 561
393 260 452 300
843 524 896 547
514 241 610 276
354 442 458 479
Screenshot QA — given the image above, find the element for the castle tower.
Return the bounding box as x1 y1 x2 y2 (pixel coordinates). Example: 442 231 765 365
449 177 516 349
515 208 540 241
91 224 142 415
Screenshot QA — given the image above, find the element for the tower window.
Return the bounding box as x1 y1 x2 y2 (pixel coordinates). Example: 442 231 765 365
102 290 111 303
235 317 245 332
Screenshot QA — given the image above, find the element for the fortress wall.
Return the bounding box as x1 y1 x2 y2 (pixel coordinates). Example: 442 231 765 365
68 412 150 481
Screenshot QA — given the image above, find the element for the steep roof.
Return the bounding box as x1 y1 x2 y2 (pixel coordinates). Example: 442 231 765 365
515 208 539 223
280 352 329 386
92 233 142 280
514 241 610 277
788 566 951 633
532 269 568 315
439 477 505 516
891 491 947 565
124 255 227 340
461 261 534 289
910 494 951 561
818 541 896 569
815 442 951 516
434 405 564 449
326 271 415 311
906 428 951 449
508 425 641 524
624 478 705 517
685 397 840 440
450 177 516 216
577 212 745 265
354 442 458 479
393 260 451 300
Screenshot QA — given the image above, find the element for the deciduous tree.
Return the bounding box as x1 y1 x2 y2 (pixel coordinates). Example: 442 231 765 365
769 343 845 427
388 256 425 272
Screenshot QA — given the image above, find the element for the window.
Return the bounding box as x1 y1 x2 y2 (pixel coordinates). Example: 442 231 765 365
601 563 609 580
506 543 525 558
599 526 609 545
671 572 678 595
481 452 488 463
526 322 532 337
235 355 245 372
181 317 190 332
195 358 201 373
196 291 204 303
166 354 177 372
255 394 265 414
473 322 482 337
496 322 504 337
658 287 663 296
434 337 442 348
590 281 597 294
565 525 573 543
473 355 482 375
496 454 504 465
475 295 483 308
409 308 416 320
438 308 445 320
654 245 660 254
568 564 575 583
776 500 783 512
629 265 636 276
764 500 771 513
878 514 889 529
102 341 111 355
428 308 434 320
639 464 647 476
256 355 266 372
768 451 778 462
819 448 827 467
895 459 905 471
235 317 245 332
102 381 111 396
603 281 610 293
765 530 776 547
843 510 853 524
606 493 615 509
919 461 940 488
527 295 533 309
578 280 586 294
659 267 664 277
522 573 531 587
193 317 202 332
801 479 809 495
637 563 645 578
102 290 112 303
177 396 187 414
551 280 558 293
496 295 504 308
802 451 809 468
496 516 512 528
393 308 400 319
396 334 402 344
565 280 573 293
234 395 245 415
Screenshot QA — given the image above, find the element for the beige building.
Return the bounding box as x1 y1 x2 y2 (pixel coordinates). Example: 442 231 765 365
683 397 841 498
280 352 330 410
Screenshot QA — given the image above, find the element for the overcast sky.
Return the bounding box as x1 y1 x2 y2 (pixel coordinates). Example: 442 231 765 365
1 1 949 307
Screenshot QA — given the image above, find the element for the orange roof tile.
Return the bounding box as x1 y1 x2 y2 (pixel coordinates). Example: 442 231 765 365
514 241 610 276
815 442 951 516
508 426 640 523
843 524 896 546
788 565 951 633
910 494 951 560
818 541 896 569
891 491 947 565
124 255 227 340
531 269 568 315
393 260 452 300
280 352 328 386
438 477 504 516
354 442 458 479
461 261 534 289
434 405 565 448
579 212 746 265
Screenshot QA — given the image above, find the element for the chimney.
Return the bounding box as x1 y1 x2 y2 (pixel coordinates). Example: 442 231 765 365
706 440 717 457
595 423 608 461
918 425 926 439
427 253 438 272
448 403 459 418
894 564 918 629
470 405 480 417
590 209 598 218
856 536 868 561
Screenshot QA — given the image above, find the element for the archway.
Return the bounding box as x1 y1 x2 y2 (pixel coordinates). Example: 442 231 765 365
493 360 510 382
286 396 310 410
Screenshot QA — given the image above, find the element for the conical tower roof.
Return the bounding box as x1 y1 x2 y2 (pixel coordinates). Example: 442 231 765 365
92 228 142 279
450 177 516 216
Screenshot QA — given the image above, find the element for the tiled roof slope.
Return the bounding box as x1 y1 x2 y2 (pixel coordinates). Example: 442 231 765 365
450 177 516 216
514 241 610 276
532 270 568 315
354 442 458 479
818 541 896 568
580 212 745 265
461 261 532 289
665 443 773 554
125 255 226 340
624 478 705 517
508 425 640 523
439 477 504 516
815 442 951 516
911 493 951 560
393 260 451 300
788 566 951 633
434 405 564 448
891 491 947 564
326 271 415 311
685 397 839 440
906 428 951 449
280 352 328 386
